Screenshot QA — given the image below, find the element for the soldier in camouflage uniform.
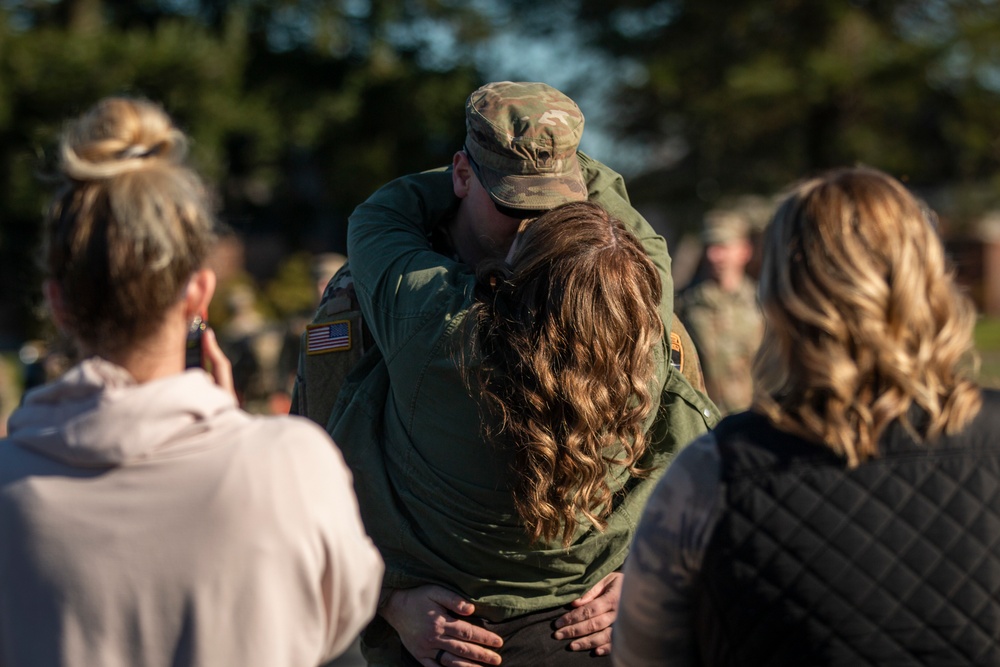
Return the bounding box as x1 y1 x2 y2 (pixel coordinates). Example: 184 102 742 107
675 209 764 414
293 81 719 667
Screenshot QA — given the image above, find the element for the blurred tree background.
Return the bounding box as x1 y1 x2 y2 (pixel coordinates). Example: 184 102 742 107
502 0 1000 222
3 0 1000 346
0 0 485 345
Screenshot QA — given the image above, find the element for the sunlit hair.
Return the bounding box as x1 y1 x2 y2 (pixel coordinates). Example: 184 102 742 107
473 201 663 547
45 97 215 354
753 167 981 465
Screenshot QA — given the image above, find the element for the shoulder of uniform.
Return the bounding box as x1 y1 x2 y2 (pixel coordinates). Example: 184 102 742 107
739 276 759 294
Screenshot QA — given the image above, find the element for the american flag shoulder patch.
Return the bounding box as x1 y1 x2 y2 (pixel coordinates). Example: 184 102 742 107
306 320 352 355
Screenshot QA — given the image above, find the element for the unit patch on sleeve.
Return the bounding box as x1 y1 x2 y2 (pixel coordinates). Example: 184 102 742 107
306 320 352 354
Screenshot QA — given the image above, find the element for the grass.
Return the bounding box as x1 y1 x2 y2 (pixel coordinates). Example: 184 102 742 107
975 317 1000 389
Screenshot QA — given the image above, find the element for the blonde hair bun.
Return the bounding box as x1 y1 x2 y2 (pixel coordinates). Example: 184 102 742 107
59 97 188 181
46 96 214 354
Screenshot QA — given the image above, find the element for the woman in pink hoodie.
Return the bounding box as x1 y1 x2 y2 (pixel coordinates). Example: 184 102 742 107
0 97 383 667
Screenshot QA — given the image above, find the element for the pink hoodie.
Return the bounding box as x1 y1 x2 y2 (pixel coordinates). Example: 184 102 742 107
0 358 382 667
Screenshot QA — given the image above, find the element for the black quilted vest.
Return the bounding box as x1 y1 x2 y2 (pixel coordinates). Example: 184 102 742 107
695 393 1000 667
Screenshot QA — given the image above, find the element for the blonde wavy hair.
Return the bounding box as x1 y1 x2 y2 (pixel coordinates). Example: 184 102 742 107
45 97 215 354
474 201 663 547
753 167 981 465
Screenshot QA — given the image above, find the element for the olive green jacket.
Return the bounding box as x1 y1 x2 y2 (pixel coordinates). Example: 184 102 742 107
326 155 719 659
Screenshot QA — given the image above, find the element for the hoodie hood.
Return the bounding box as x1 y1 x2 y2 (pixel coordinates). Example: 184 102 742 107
7 357 239 467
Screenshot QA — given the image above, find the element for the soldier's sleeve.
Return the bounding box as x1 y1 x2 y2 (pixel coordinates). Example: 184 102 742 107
289 263 375 427
577 151 673 330
347 169 473 363
290 168 458 425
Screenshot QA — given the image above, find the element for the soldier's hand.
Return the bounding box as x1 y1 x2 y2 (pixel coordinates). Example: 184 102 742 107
552 571 622 656
380 585 503 666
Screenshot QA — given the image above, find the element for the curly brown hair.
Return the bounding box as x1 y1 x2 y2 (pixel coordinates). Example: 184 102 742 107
754 167 982 464
473 201 664 547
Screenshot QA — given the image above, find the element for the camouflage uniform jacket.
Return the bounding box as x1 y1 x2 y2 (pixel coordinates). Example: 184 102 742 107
675 276 763 415
320 154 720 662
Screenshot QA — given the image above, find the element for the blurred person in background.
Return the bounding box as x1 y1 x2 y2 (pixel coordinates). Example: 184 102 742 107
675 209 763 414
614 167 1000 666
0 97 382 667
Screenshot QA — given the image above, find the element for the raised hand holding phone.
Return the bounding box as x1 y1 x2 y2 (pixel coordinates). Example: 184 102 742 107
185 314 236 400
201 327 235 398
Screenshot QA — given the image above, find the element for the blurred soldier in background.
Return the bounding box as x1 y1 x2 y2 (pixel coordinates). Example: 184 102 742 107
676 209 763 414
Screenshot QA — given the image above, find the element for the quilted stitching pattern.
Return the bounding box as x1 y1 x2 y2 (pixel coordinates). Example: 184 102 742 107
698 413 1000 666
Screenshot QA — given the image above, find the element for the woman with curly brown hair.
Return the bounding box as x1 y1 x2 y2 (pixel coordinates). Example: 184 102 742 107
473 201 665 550
614 166 999 666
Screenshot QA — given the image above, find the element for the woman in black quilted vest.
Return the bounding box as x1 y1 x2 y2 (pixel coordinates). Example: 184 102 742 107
614 166 1000 666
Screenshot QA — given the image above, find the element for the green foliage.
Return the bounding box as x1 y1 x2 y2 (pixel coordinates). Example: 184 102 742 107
263 252 317 319
8 0 1000 345
0 9 257 343
207 271 265 330
974 315 1000 350
557 0 1000 202
0 0 488 343
975 316 1000 388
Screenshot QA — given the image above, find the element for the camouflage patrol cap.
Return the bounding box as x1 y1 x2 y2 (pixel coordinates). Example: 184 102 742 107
465 81 588 211
702 209 751 245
